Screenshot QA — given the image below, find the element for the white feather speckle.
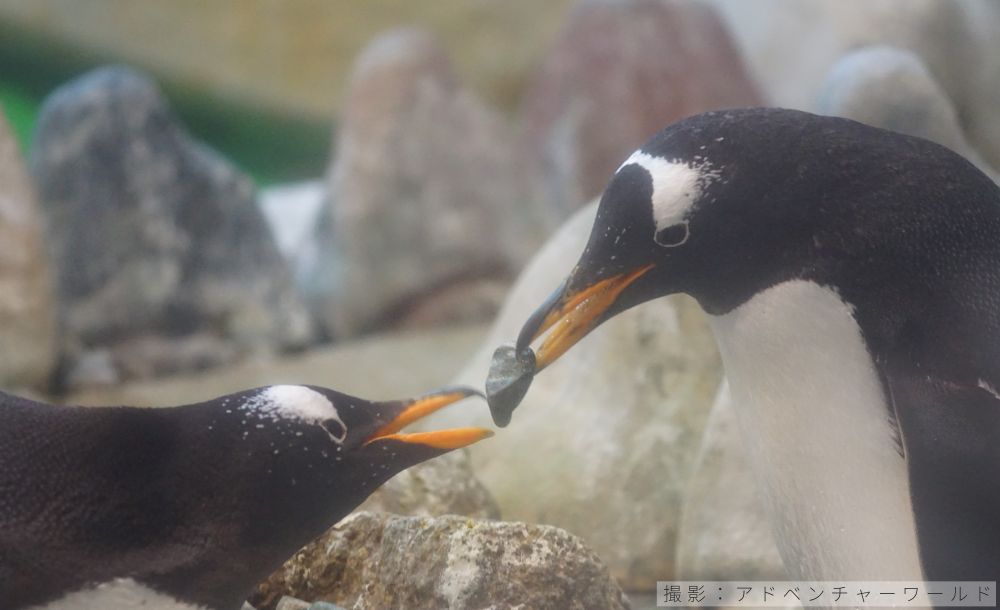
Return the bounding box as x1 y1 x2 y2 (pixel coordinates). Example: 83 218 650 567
978 378 1000 401
239 385 348 444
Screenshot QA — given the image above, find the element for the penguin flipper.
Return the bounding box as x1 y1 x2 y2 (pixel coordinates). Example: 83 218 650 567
885 373 1000 581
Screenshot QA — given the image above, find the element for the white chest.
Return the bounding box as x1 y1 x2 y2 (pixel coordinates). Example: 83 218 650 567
707 280 925 581
28 578 209 610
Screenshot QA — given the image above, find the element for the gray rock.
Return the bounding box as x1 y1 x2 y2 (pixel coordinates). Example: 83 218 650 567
520 0 761 216
676 381 786 580
304 28 546 339
254 512 630 610
706 0 1000 172
435 202 723 590
819 45 997 181
0 107 56 390
30 66 315 385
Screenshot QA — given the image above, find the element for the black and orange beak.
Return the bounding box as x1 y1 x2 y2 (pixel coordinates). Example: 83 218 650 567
363 387 493 450
515 264 655 372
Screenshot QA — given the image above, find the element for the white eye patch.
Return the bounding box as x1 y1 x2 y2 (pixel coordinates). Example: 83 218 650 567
617 150 719 247
242 385 348 444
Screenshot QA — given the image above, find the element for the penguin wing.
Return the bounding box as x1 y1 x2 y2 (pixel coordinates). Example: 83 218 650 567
883 372 1000 581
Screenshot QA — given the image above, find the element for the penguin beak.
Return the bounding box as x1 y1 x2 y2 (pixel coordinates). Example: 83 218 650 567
363 387 493 450
516 264 654 372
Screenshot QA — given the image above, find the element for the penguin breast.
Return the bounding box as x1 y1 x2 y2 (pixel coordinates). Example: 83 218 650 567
705 279 927 584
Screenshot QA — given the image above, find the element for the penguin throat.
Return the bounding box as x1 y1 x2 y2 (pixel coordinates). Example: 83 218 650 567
706 279 926 582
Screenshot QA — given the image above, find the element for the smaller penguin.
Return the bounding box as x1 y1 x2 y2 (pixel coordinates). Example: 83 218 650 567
0 384 490 609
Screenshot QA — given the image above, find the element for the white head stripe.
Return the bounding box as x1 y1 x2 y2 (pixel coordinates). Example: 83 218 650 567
618 150 702 231
617 150 705 232
241 385 347 443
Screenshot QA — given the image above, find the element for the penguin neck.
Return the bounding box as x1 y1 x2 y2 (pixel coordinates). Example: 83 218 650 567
705 279 926 582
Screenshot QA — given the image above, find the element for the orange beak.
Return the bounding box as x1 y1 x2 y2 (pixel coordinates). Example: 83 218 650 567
516 264 654 372
364 387 493 450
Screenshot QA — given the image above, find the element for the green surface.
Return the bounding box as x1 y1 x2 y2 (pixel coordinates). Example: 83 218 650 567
0 19 330 185
0 83 38 152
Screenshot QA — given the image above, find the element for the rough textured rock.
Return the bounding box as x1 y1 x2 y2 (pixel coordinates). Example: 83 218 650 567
30 66 314 387
706 0 1000 172
304 28 547 339
253 512 630 610
676 382 786 580
520 0 761 216
0 108 56 390
434 202 723 590
818 45 997 181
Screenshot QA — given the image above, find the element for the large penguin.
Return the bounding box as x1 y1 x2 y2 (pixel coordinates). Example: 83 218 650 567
490 108 1000 583
1 385 489 609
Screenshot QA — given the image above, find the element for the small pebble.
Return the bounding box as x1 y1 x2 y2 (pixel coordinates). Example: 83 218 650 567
485 343 536 427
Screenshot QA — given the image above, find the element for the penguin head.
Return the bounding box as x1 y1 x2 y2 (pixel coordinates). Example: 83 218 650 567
515 110 760 369
514 107 923 371
118 386 490 609
209 384 491 515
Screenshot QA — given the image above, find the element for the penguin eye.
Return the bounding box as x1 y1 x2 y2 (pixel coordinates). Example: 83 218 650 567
654 222 689 247
321 419 347 443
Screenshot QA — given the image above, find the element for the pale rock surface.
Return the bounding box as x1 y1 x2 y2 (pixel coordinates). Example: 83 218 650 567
676 381 786 580
304 28 546 338
253 512 630 610
436 202 723 589
0 109 56 390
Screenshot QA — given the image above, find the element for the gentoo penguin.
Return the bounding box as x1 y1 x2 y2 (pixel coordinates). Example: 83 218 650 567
0 385 490 609
489 108 1000 583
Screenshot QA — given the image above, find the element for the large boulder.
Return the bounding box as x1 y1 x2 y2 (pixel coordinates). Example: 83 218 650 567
0 109 56 390
303 28 547 339
818 45 997 181
30 66 314 387
706 0 1000 172
252 512 630 610
676 382 785 580
435 202 723 590
520 0 761 216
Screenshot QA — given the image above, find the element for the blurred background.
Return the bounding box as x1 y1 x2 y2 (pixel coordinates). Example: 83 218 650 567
1 1 998 608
